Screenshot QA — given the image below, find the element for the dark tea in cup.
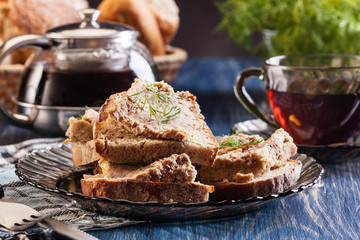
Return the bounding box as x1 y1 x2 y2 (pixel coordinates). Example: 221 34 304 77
234 54 360 146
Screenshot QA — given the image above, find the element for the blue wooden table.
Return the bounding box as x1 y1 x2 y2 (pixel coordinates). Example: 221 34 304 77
1 58 359 240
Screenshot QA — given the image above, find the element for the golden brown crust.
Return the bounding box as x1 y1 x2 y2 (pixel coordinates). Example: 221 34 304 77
98 0 165 56
208 159 302 201
81 178 214 203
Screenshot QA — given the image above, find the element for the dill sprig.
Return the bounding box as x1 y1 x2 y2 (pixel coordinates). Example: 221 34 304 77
219 134 263 149
129 83 181 130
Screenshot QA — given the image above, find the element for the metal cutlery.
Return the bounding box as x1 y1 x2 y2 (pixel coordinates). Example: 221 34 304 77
0 184 99 240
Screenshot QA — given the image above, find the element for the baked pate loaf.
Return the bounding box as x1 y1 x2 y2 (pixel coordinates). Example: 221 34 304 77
71 140 100 167
81 180 212 203
96 153 197 182
209 159 302 201
81 153 214 203
65 109 100 166
197 128 301 200
198 128 298 183
66 78 301 203
94 79 219 167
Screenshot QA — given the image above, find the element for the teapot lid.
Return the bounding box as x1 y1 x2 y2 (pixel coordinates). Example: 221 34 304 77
45 9 138 49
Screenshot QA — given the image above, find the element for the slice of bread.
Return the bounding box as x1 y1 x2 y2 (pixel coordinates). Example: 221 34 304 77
94 79 219 167
97 153 197 183
196 129 301 200
65 109 100 166
71 140 101 167
208 159 302 201
197 128 298 183
81 178 213 203
81 153 214 203
65 108 99 143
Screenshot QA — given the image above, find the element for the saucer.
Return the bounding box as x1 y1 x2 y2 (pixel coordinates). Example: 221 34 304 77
232 119 360 163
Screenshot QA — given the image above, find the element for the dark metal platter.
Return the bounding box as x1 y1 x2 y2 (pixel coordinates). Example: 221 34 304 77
15 142 323 221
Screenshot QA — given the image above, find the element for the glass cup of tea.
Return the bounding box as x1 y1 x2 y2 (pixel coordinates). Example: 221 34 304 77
234 54 360 145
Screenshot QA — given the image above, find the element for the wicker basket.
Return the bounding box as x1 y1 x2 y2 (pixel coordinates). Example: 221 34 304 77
154 46 188 83
0 64 24 111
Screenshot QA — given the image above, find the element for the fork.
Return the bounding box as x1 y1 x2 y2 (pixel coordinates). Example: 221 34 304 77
0 184 99 240
0 183 76 231
9 200 76 231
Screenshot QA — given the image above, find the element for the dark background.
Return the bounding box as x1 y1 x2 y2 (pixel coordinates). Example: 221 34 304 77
88 0 252 57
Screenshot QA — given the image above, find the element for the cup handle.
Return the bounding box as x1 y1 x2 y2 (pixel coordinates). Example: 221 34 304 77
234 67 279 129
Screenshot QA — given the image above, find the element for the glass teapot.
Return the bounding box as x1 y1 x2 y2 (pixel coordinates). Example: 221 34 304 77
0 9 161 135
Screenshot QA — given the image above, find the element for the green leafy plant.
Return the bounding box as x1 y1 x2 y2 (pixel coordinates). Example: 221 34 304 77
216 0 360 58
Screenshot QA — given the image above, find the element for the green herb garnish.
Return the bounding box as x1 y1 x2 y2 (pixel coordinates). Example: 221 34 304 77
129 83 181 130
117 161 146 170
219 134 263 149
75 106 92 120
75 115 83 120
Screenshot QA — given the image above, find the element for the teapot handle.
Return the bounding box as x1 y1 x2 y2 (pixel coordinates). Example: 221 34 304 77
0 34 51 127
0 34 51 63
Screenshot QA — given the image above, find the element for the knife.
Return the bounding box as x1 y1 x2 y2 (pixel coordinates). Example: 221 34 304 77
0 185 99 240
39 218 99 240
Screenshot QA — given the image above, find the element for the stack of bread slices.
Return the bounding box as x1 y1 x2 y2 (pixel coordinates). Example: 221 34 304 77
65 79 301 203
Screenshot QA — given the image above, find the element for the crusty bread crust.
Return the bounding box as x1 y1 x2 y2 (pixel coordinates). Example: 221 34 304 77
208 159 302 201
81 178 214 203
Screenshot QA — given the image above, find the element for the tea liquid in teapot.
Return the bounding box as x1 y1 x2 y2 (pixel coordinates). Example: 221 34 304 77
18 47 158 107
19 63 137 107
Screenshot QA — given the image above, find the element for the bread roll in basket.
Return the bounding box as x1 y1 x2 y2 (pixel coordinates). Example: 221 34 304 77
98 0 187 83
